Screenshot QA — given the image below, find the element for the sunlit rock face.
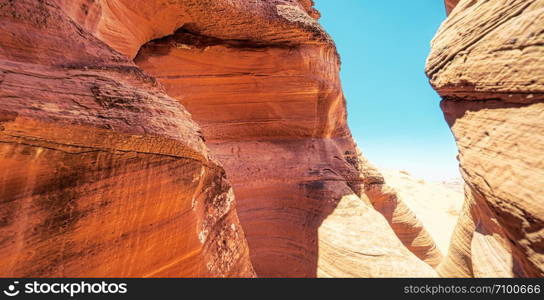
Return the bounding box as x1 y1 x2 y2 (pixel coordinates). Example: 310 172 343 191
427 0 544 277
0 0 254 277
135 0 439 277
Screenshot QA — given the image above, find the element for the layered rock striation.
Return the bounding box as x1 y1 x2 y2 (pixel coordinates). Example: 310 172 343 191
427 0 544 277
0 0 254 277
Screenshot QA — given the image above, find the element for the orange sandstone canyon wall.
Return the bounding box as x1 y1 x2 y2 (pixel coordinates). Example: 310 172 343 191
0 0 443 277
132 0 440 276
427 0 544 277
0 0 254 277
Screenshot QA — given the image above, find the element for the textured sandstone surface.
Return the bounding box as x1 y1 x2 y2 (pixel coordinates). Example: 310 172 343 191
135 2 438 277
0 0 254 277
428 0 544 277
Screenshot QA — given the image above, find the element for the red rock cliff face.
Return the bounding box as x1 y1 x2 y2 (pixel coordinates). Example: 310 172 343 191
427 0 544 277
132 1 440 277
0 0 254 277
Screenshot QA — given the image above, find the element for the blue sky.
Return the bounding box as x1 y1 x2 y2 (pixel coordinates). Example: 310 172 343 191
314 1 460 180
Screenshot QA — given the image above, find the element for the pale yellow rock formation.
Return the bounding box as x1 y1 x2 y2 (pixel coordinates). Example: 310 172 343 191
428 0 544 277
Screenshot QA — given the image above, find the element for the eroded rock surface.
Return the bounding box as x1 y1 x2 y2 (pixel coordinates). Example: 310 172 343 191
54 0 327 59
0 0 254 277
427 0 544 277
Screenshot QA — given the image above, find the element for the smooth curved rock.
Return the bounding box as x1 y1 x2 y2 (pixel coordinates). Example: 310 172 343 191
0 0 254 277
427 0 544 277
377 168 464 257
353 157 444 268
135 1 438 277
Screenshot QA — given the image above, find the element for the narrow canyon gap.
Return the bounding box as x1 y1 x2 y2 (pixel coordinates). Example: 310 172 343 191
0 0 541 278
